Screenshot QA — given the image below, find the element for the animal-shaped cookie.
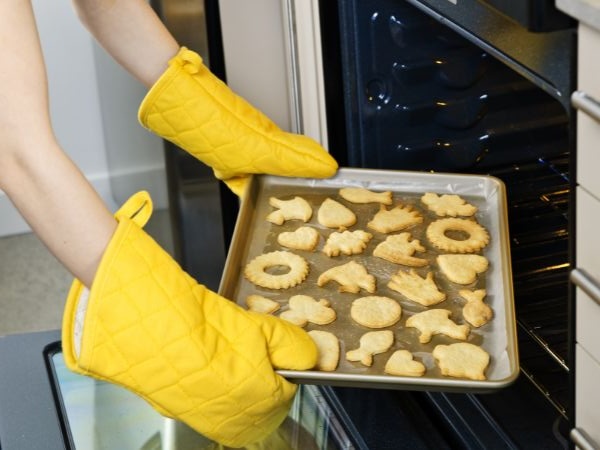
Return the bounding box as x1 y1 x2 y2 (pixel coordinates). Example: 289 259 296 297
367 204 423 234
373 232 428 266
317 261 376 293
339 187 393 205
317 198 357 229
350 296 402 328
459 289 493 327
346 330 394 367
384 350 426 377
308 330 340 372
437 254 489 284
266 196 312 225
405 309 470 344
433 342 490 380
323 230 373 257
245 295 280 314
277 226 320 251
279 295 336 327
387 269 446 306
421 192 477 217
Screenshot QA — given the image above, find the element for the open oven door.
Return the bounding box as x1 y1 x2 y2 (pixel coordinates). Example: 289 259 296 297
0 330 369 449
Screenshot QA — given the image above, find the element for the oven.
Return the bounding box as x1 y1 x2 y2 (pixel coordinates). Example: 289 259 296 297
319 1 575 447
217 0 581 448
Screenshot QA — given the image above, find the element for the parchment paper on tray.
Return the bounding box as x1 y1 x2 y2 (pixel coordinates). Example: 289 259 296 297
219 168 519 392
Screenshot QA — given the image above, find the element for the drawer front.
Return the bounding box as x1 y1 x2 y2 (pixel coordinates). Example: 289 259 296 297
577 111 600 198
578 23 600 99
576 344 600 448
576 187 600 275
575 285 600 363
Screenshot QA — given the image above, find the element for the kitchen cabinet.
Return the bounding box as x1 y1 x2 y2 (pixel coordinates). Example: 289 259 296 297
556 5 600 447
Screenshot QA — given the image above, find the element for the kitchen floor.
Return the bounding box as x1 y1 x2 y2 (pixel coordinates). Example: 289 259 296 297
0 209 173 336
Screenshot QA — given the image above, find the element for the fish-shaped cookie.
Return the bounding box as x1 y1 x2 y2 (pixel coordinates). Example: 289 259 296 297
346 330 394 367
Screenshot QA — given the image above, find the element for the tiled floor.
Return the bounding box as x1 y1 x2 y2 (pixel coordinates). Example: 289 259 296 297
0 209 173 336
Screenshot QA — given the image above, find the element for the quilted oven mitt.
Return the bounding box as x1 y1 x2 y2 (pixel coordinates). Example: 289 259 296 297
138 47 338 197
61 191 318 448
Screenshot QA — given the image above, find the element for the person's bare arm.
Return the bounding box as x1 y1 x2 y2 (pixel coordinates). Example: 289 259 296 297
71 0 179 87
0 0 117 287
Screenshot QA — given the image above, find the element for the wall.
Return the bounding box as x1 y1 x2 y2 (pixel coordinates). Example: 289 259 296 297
218 0 292 131
0 0 166 237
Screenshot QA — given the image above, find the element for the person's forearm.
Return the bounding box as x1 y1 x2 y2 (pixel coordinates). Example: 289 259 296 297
71 0 179 87
0 0 116 287
1 145 117 288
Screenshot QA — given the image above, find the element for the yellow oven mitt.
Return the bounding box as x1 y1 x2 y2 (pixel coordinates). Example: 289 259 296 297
138 47 338 197
61 191 318 448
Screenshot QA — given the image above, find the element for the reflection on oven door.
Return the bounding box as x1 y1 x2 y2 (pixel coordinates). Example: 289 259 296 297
49 351 366 449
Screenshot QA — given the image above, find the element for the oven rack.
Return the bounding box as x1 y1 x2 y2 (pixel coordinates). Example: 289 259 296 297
487 155 570 416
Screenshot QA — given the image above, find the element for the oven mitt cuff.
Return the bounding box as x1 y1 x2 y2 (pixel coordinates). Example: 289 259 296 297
137 47 338 197
61 191 318 448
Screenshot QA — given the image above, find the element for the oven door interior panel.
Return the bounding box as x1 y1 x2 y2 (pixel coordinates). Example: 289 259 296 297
320 0 575 446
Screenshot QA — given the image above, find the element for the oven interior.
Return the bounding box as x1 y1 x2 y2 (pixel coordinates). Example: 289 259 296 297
320 0 575 446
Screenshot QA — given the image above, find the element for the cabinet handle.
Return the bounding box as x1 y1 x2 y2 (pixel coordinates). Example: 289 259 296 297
571 427 599 450
571 268 600 307
572 91 600 124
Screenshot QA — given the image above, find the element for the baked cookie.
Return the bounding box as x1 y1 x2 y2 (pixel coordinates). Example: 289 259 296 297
317 261 376 294
339 187 393 205
279 295 336 327
405 309 470 344
387 269 446 306
437 254 489 284
308 330 340 372
433 342 490 381
317 198 357 229
367 204 423 234
421 192 477 217
426 218 490 253
350 296 402 328
373 232 428 266
244 251 309 289
245 295 280 314
277 226 320 251
266 196 312 225
459 289 493 328
346 330 394 367
384 350 426 377
323 230 373 257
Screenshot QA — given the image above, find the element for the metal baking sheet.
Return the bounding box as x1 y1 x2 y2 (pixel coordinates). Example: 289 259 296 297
219 168 519 392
